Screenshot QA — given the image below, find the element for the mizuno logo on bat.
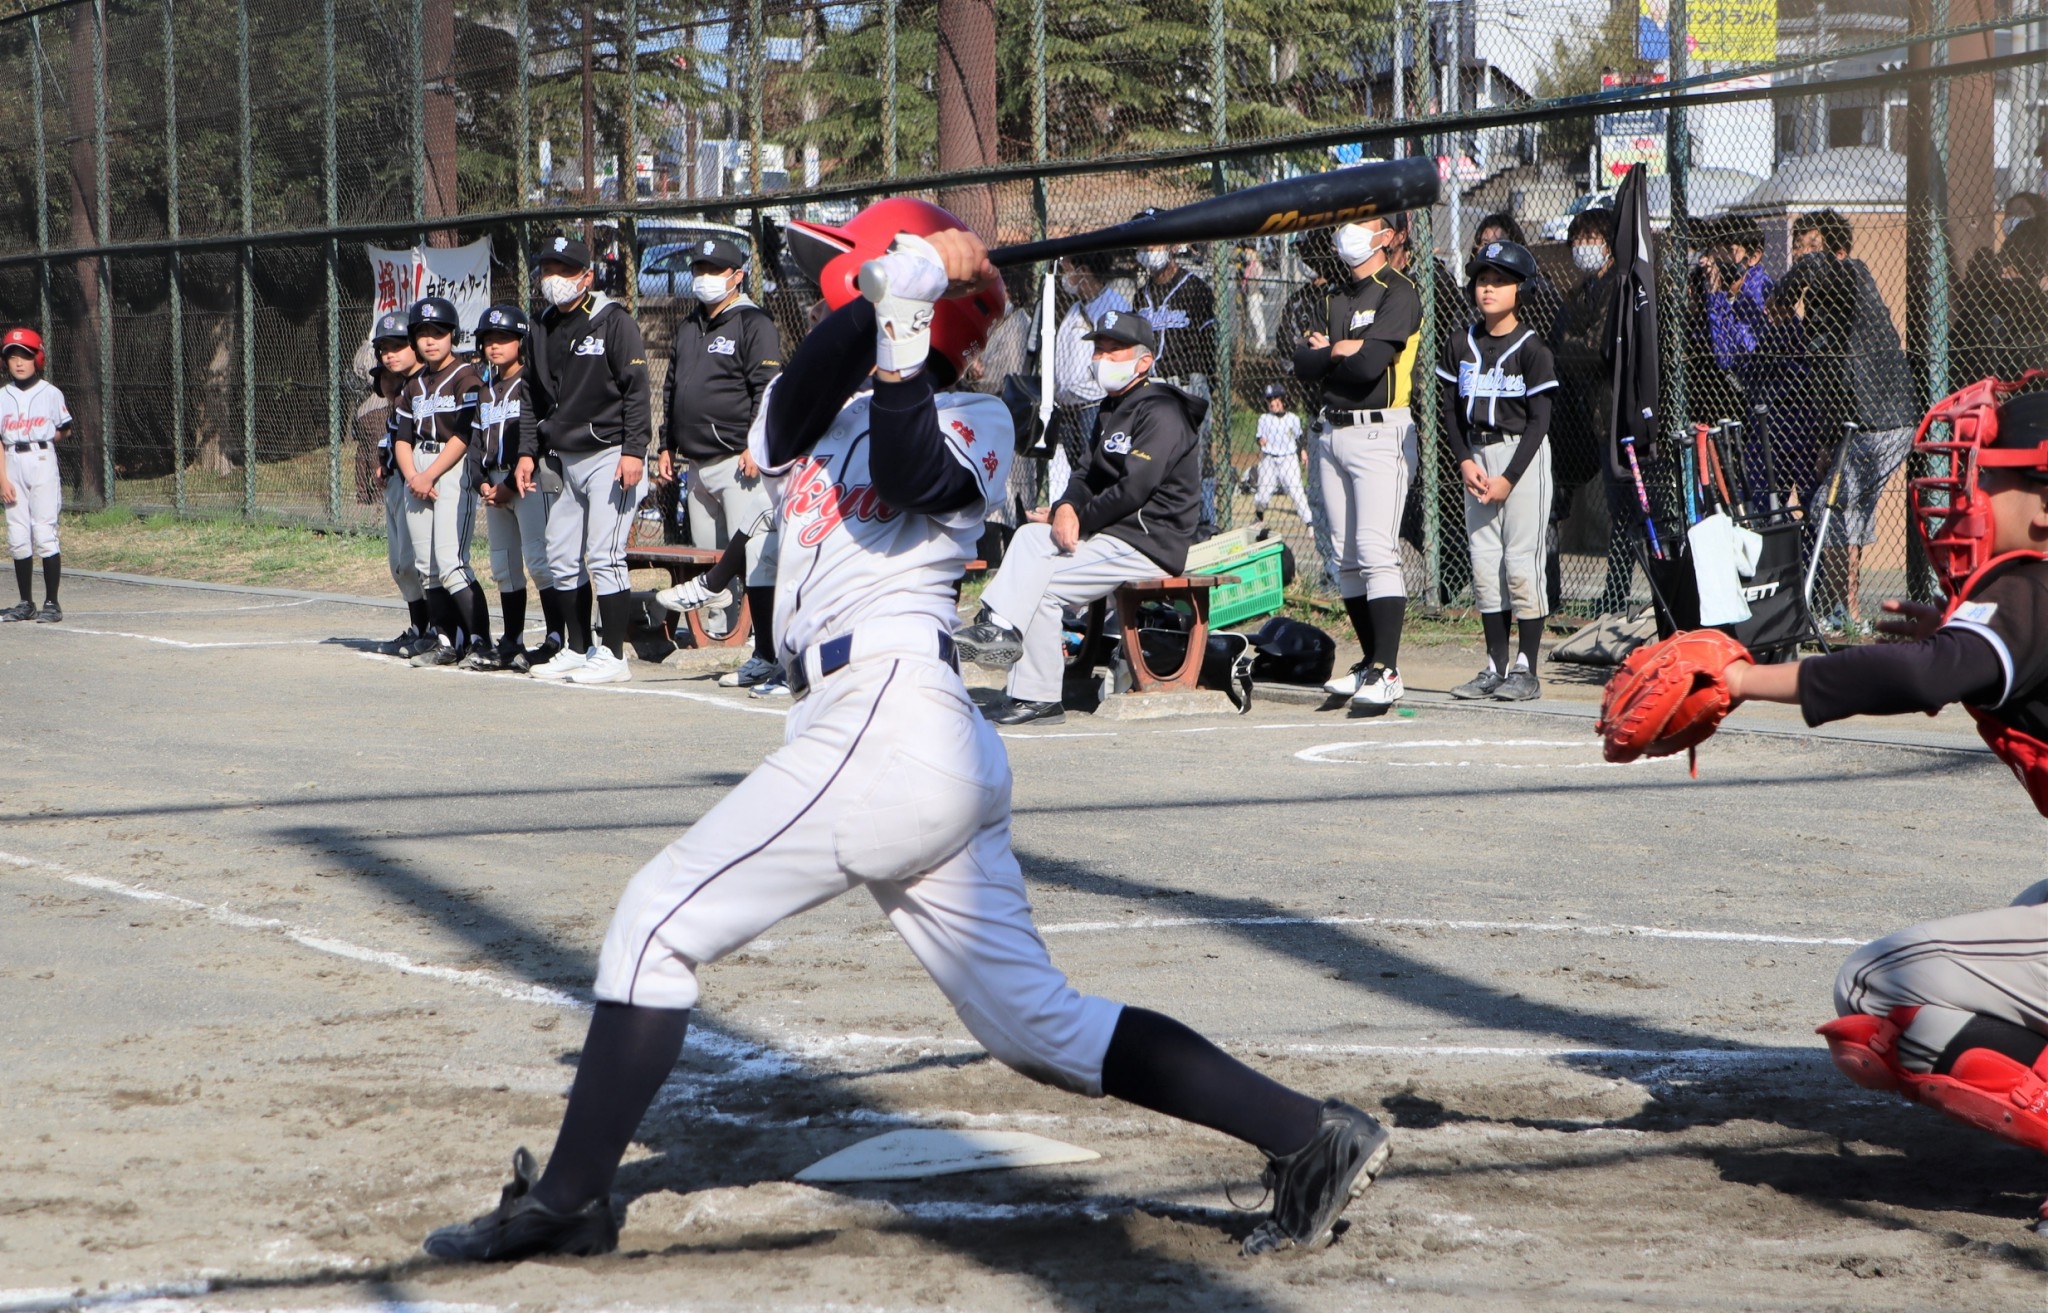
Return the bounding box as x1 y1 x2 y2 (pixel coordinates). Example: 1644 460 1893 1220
1253 203 1383 236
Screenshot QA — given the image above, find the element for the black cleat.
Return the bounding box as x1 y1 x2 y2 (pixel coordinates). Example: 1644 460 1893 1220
422 1148 618 1263
952 608 1024 668
382 626 422 656
35 599 60 624
1242 1099 1391 1257
410 638 461 667
457 639 503 671
989 697 1066 727
2 600 34 622
500 640 531 674
1449 667 1502 700
1493 667 1541 701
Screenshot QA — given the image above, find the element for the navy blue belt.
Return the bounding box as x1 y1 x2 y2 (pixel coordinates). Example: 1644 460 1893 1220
7 440 49 452
787 630 957 701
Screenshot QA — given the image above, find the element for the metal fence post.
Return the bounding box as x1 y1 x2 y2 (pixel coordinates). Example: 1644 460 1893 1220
1030 0 1046 238
93 0 111 506
1927 1 1951 405
623 0 639 315
324 0 342 526
516 0 530 291
239 0 255 518
31 15 48 359
1206 0 1232 528
884 0 898 179
1412 0 1440 601
748 0 763 194
411 0 426 232
164 0 185 515
1663 0 1691 445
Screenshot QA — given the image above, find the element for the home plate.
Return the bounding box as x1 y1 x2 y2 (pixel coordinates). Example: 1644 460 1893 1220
794 1129 1101 1182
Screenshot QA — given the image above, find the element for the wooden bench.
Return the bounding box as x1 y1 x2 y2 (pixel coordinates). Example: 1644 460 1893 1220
1070 573 1237 694
624 545 752 649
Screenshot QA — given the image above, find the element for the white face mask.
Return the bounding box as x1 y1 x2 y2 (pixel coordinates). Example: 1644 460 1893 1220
1060 271 1082 296
1093 353 1145 394
541 273 586 308
1334 223 1385 269
692 271 738 305
1571 242 1609 272
1136 249 1170 273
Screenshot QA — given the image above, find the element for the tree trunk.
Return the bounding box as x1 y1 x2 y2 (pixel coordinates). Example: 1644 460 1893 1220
67 3 104 505
191 318 235 479
935 0 997 239
423 0 459 245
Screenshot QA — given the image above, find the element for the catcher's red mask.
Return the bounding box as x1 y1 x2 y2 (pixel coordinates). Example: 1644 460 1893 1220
1909 371 2048 598
782 198 1005 386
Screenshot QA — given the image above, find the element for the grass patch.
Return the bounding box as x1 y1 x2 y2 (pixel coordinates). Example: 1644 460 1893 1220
60 509 395 596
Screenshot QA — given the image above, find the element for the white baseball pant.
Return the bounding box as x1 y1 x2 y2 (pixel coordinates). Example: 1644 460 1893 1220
403 447 479 592
545 445 645 595
594 621 1124 1094
1462 439 1553 620
484 480 555 593
1834 879 2048 1070
1315 409 1417 601
1253 454 1312 523
4 441 61 560
687 451 777 587
381 470 424 603
979 522 1167 704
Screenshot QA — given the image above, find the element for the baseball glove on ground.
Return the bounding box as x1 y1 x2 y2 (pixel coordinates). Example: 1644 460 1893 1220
1597 628 1753 764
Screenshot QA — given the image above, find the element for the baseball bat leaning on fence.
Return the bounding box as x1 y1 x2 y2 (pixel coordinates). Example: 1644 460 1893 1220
1621 432 1663 559
1801 421 1858 611
987 159 1441 268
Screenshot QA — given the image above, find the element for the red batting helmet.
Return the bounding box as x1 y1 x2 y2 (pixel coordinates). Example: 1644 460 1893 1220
2 326 45 370
1909 371 2048 598
782 198 1006 385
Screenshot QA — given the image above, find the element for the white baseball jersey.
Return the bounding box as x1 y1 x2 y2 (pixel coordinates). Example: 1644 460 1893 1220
749 382 1013 659
1257 411 1302 458
3 379 70 561
0 379 71 446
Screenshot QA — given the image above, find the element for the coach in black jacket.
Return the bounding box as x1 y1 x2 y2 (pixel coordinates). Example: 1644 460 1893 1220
656 237 784 683
955 311 1202 726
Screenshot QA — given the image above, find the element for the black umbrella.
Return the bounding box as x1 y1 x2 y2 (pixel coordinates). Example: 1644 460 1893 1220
1606 163 1664 559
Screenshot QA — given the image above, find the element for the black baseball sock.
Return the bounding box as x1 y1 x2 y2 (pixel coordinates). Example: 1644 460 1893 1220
1100 1006 1322 1158
596 589 633 659
457 584 489 649
406 596 431 635
531 1002 692 1212
425 587 455 644
576 584 596 650
1933 1014 2048 1075
499 589 527 647
554 587 590 651
40 553 57 605
1341 594 1376 666
746 585 777 662
1479 610 1509 674
13 556 30 603
1366 596 1406 670
1516 616 1544 670
538 586 566 647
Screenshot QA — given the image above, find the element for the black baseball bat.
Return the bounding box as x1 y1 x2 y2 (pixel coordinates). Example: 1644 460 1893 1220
987 158 1441 268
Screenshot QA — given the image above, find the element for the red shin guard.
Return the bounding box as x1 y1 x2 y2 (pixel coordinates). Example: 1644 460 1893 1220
1819 1011 2048 1155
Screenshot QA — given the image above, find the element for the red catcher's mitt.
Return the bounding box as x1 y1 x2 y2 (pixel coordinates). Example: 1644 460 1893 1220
1597 629 1753 764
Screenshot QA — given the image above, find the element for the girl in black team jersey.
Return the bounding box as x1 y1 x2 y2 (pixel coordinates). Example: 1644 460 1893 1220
1722 385 2048 1197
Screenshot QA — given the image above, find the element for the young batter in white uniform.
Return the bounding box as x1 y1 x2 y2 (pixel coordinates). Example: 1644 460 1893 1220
423 209 1391 1266
0 328 68 624
1252 381 1312 524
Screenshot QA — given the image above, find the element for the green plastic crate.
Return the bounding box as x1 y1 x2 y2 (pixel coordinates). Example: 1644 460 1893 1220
1203 538 1287 629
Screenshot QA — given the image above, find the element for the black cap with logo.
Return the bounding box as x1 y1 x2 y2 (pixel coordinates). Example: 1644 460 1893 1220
687 237 748 271
1084 308 1157 354
535 233 594 270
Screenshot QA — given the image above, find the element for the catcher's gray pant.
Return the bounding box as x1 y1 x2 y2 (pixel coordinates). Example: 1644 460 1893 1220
1834 879 2048 1072
593 626 1124 1094
1253 454 1312 523
1463 438 1553 620
545 445 645 596
382 469 424 603
483 475 555 594
402 447 477 592
1314 409 1417 601
4 440 61 559
980 522 1166 704
687 451 777 587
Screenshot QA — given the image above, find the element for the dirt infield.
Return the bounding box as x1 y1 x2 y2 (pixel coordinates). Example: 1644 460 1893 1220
3 575 2046 1312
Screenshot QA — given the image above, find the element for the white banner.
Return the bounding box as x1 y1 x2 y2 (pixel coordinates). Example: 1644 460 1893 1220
366 239 494 350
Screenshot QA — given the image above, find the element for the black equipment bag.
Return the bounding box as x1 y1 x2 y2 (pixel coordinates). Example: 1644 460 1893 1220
1134 628 1255 712
1246 615 1336 686
1002 374 1052 458
1642 515 1820 660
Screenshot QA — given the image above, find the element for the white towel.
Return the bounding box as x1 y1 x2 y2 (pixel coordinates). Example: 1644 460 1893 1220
1689 512 1764 626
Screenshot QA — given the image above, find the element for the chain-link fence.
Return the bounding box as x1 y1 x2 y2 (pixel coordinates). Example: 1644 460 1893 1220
4 0 2046 632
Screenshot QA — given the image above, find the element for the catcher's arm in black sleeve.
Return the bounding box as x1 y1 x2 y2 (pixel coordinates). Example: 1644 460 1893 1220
1725 615 2003 723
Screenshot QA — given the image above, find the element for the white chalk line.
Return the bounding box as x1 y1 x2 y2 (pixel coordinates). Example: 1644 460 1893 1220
352 651 789 717
63 598 319 617
31 624 327 649
1294 737 1680 769
1037 911 1863 946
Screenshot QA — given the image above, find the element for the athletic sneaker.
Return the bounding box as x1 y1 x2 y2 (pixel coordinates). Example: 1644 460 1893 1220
1450 667 1502 700
1350 664 1403 710
530 645 590 681
498 640 531 674
382 625 422 655
952 608 1024 668
422 1148 617 1263
566 646 631 685
1 600 34 622
410 637 461 667
1241 1099 1392 1256
748 671 791 698
1494 666 1541 701
34 599 59 624
990 697 1066 727
719 655 780 688
457 639 502 671
1323 659 1370 698
395 628 442 659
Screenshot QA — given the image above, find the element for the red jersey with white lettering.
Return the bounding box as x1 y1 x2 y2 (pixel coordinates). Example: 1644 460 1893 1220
749 381 1012 658
0 379 71 445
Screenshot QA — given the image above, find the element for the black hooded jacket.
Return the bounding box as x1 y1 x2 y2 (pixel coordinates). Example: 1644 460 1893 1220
1057 377 1206 574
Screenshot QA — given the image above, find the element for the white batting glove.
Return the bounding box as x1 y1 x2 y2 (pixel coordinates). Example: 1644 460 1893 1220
655 577 713 614
857 232 947 377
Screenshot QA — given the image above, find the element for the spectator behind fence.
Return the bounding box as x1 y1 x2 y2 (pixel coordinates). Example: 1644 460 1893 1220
1547 206 1620 612
1955 216 2048 391
1047 252 1131 503
1465 212 1561 341
1786 207 1917 628
1700 219 1778 501
1386 211 1466 577
1133 222 1221 538
1278 231 1345 584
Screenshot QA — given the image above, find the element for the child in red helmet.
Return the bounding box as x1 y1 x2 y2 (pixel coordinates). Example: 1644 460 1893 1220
0 327 71 623
1716 382 2048 1206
